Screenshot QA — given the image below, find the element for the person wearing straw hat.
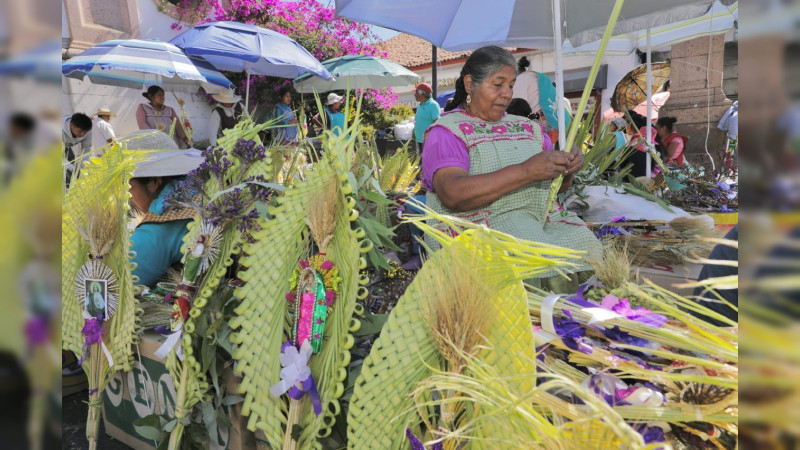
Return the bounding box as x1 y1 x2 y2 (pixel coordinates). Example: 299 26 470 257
92 107 117 153
208 90 244 147
123 136 204 287
313 93 346 137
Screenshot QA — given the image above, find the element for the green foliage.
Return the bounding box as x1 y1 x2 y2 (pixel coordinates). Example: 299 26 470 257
362 104 416 131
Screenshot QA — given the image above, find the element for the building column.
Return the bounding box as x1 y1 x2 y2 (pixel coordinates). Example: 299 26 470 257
658 35 732 163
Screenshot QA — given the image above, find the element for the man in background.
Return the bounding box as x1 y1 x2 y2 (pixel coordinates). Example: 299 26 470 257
92 107 116 154
62 112 92 184
413 83 440 153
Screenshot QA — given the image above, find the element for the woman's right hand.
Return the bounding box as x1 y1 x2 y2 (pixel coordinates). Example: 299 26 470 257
520 150 571 181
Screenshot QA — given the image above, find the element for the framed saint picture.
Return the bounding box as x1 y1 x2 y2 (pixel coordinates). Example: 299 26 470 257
84 279 108 320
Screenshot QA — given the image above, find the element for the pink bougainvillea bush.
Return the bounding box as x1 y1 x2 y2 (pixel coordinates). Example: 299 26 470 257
171 0 398 122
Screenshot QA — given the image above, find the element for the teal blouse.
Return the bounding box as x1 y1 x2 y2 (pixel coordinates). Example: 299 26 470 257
130 180 190 287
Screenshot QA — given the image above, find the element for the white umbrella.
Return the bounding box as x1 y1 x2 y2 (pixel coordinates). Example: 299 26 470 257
335 0 735 150
566 1 738 174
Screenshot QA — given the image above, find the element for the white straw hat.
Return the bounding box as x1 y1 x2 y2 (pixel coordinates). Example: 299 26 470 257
326 93 344 105
118 130 204 177
212 91 242 104
96 107 116 117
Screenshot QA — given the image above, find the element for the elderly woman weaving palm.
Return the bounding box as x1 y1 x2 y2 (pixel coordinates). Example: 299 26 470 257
421 46 602 290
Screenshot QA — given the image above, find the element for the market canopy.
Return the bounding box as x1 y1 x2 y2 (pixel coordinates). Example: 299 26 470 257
293 55 420 93
563 0 738 55
61 39 234 92
335 0 737 51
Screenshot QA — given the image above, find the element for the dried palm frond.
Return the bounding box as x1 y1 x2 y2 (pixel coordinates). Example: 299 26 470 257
420 251 494 373
623 235 715 266
138 301 173 330
410 343 647 449
77 201 120 258
305 176 340 253
668 216 715 237
589 241 632 290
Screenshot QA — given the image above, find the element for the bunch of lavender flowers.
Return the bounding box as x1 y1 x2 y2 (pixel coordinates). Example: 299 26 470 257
231 139 267 166
167 139 273 234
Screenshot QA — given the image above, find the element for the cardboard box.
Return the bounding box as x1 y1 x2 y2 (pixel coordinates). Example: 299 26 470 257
633 262 703 297
102 331 255 449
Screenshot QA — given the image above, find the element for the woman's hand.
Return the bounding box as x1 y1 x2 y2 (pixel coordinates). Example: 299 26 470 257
520 150 571 181
565 146 584 175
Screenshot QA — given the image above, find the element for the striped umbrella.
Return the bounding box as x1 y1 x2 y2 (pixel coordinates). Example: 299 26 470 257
62 39 234 92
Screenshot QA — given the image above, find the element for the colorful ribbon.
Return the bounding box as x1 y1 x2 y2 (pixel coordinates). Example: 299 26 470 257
270 341 322 415
406 428 444 450
78 312 114 367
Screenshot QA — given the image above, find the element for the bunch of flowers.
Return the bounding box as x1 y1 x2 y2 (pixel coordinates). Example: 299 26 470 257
530 280 738 448
168 0 397 116
168 138 272 235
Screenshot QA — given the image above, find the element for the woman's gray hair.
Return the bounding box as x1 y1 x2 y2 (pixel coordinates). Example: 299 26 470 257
445 46 517 112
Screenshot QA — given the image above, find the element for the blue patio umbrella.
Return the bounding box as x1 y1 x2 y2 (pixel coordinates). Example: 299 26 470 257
62 39 234 92
435 90 455 109
169 21 332 109
0 40 61 83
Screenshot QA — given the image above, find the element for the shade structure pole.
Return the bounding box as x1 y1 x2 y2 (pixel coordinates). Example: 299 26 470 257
432 45 438 99
646 27 652 177
245 69 251 114
552 0 566 150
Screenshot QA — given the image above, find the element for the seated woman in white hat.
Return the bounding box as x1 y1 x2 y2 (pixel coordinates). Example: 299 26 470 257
121 130 204 287
208 91 244 147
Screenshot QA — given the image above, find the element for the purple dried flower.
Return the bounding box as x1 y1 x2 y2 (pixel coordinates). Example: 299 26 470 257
636 424 666 444
232 139 267 165
245 175 272 202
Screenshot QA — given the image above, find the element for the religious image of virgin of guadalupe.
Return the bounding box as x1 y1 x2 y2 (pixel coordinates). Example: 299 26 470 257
86 281 106 319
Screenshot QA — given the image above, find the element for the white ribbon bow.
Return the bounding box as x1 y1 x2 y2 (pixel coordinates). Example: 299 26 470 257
154 322 184 361
270 340 313 398
534 294 624 346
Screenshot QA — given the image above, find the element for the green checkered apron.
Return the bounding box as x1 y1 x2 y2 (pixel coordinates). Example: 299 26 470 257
425 111 602 280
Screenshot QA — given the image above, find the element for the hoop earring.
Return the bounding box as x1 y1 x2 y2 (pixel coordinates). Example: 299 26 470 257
466 94 472 106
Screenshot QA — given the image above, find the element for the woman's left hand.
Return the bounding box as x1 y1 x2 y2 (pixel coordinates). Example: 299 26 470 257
565 146 584 175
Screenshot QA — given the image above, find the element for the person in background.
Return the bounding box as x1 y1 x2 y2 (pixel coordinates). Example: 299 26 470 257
313 93 346 137
413 82 440 153
610 117 628 151
92 107 117 154
208 91 243 147
656 116 688 166
512 56 540 115
127 148 203 287
62 112 93 182
624 111 657 178
506 98 536 120
274 86 299 145
136 85 189 149
422 46 600 291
